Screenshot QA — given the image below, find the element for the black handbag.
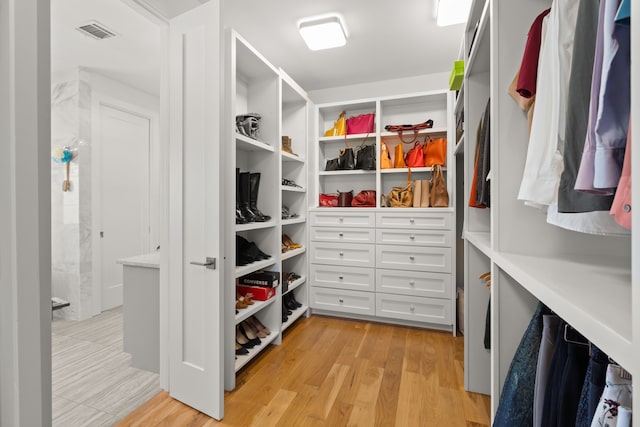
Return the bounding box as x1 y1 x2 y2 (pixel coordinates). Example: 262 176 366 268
325 158 339 171
355 144 376 170
338 147 355 170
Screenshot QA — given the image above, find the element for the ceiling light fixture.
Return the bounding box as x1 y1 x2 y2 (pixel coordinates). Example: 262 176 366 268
298 13 348 51
436 0 472 27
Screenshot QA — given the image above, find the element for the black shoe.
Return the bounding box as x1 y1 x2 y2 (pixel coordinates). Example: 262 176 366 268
290 294 302 308
249 173 271 221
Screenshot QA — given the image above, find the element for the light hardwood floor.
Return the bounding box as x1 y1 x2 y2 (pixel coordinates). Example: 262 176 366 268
52 307 161 426
117 315 490 426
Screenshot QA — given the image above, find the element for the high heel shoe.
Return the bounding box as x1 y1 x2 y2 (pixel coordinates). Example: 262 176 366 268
235 342 249 355
282 234 302 250
243 320 267 338
238 323 261 346
236 326 255 349
247 316 271 335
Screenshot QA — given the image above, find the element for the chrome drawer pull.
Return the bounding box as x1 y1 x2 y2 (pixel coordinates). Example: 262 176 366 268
409 218 415 223
409 256 415 261
339 233 343 237
338 276 344 280
339 298 344 303
409 280 415 286
410 305 415 311
339 252 344 257
410 235 415 240
339 217 344 222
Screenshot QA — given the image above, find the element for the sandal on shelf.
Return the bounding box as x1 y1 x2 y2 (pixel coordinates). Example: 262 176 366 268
282 178 302 188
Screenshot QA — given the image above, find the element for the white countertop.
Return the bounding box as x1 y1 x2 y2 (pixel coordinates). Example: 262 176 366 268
117 252 160 269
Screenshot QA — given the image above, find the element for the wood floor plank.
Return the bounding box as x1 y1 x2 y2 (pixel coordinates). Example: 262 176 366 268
116 316 491 427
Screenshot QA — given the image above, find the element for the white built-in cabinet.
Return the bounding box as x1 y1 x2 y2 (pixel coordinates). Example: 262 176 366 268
461 0 637 423
309 92 458 332
222 30 310 391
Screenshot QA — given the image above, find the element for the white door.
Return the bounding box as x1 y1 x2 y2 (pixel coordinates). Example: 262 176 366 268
98 104 151 310
168 1 224 420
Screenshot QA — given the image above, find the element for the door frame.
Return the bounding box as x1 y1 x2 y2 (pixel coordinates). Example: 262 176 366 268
91 94 160 315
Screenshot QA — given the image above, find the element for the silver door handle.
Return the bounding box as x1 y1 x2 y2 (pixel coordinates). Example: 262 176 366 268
190 257 216 270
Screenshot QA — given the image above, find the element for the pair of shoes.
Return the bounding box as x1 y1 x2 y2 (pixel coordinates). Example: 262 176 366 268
282 205 300 220
236 292 254 309
282 302 289 323
236 323 261 350
283 272 301 285
237 236 271 266
240 318 267 339
245 316 271 336
236 169 271 224
283 293 302 311
282 178 302 188
282 234 301 252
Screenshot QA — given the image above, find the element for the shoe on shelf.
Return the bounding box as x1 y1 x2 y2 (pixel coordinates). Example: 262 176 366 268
282 304 289 323
235 342 249 355
246 316 271 335
282 178 302 188
282 205 299 220
238 323 261 346
243 319 266 339
290 293 303 308
282 234 302 250
236 326 255 349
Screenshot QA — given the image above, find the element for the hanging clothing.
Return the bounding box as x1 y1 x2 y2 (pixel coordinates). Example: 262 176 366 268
546 204 630 236
575 346 609 427
609 121 631 229
509 69 536 136
476 99 491 207
541 321 569 426
615 0 630 25
575 0 629 193
518 0 579 206
516 8 552 98
533 314 560 427
493 303 551 427
557 0 614 214
590 364 633 427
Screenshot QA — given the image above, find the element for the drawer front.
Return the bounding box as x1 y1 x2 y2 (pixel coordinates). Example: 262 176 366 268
375 212 452 230
376 269 452 299
311 227 375 244
376 228 453 247
310 211 375 228
310 287 375 316
310 242 375 268
375 293 452 325
310 264 375 292
376 245 451 273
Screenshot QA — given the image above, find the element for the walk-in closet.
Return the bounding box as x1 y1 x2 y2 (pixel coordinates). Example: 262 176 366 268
1 0 637 426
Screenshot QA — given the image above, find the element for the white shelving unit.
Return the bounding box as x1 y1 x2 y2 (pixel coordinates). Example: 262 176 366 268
461 0 636 422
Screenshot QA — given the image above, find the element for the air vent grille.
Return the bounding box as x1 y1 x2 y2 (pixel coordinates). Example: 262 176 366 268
76 21 116 40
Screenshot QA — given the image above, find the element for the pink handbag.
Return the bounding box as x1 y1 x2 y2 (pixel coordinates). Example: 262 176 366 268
346 113 375 134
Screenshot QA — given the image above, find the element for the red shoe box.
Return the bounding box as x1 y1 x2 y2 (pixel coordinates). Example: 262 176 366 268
237 284 276 301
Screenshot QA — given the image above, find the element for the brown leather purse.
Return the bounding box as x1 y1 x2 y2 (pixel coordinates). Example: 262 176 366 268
388 169 413 207
430 165 449 207
337 190 353 207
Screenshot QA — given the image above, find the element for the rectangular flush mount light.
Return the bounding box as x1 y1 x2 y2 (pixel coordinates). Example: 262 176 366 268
298 13 348 51
436 0 472 26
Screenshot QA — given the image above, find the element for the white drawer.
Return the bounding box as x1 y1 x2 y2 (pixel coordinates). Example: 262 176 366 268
376 269 452 299
310 242 375 268
310 287 375 316
376 245 451 273
311 227 375 244
310 211 375 228
310 264 375 292
376 228 452 247
375 211 452 230
375 293 452 325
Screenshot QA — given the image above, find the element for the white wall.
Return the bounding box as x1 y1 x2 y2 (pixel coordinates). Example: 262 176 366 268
51 68 160 320
307 72 450 104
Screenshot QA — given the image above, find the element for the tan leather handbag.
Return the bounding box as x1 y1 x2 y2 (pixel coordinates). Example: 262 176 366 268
430 165 449 207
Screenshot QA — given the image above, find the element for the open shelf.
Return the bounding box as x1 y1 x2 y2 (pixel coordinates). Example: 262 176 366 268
281 246 306 261
282 216 305 226
234 296 277 324
282 305 308 331
236 133 276 152
284 275 306 295
464 231 491 258
235 332 280 372
282 152 304 163
235 220 277 232
281 185 306 193
319 133 373 143
318 170 376 176
235 258 278 278
380 166 446 174
465 1 490 77
493 251 632 369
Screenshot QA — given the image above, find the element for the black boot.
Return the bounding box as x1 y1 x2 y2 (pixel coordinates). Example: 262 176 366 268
249 173 271 221
239 172 258 222
236 168 249 224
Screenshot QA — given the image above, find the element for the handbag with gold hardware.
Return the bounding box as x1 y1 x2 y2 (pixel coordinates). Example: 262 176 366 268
388 168 413 208
430 164 449 207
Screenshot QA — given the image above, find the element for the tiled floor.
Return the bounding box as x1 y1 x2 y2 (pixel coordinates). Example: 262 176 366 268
52 307 161 427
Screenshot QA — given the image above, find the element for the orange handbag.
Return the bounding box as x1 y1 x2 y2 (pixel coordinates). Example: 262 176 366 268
394 143 406 168
424 137 447 167
405 141 425 167
381 140 392 169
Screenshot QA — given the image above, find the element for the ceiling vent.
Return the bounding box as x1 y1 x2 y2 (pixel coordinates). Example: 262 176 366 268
75 21 117 40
